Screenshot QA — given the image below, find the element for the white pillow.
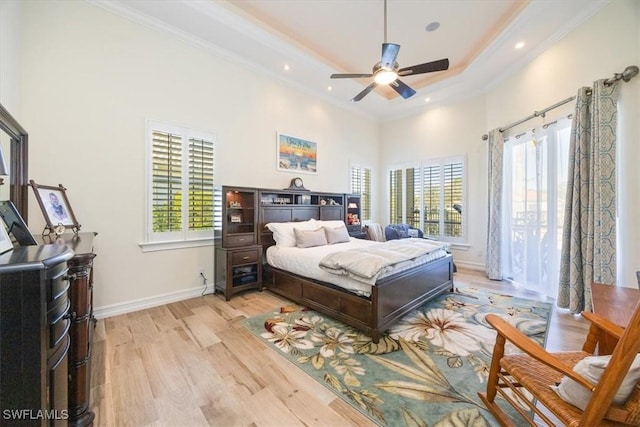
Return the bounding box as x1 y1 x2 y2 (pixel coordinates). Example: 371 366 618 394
266 219 317 247
294 227 328 248
552 354 640 410
324 225 350 244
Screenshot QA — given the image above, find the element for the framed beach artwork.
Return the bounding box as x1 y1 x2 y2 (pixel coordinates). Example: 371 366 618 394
276 133 317 174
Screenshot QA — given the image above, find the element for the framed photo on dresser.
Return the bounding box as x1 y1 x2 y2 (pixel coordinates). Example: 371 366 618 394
29 180 81 234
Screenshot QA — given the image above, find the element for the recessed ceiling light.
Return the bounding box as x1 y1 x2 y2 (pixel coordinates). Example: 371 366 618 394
283 64 290 71
515 41 525 49
425 97 431 103
327 86 332 91
425 22 440 32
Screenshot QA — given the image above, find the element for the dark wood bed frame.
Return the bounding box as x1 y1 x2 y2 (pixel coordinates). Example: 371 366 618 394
264 254 454 343
258 196 454 343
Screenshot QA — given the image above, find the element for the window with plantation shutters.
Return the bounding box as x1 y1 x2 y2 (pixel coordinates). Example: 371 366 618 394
350 164 372 221
388 168 403 224
442 161 463 238
423 164 441 236
152 131 183 233
144 121 215 250
188 137 214 232
387 156 465 242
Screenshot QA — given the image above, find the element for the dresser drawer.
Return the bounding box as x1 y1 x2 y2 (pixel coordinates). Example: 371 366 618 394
47 265 70 303
231 248 259 265
226 234 256 247
49 299 71 349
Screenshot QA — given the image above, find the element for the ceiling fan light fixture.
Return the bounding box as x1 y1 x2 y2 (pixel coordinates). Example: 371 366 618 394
374 69 398 85
328 0 449 101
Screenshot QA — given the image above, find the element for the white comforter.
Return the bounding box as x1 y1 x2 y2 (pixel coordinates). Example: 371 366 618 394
266 238 449 297
319 239 448 283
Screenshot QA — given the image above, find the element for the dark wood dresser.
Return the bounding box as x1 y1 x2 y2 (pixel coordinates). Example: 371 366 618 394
0 243 75 426
38 233 97 427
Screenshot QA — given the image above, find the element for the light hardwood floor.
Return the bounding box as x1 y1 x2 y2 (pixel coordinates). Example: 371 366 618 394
90 268 589 426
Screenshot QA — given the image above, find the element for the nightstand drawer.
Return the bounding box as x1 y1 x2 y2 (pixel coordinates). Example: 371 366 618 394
232 248 259 265
226 234 256 247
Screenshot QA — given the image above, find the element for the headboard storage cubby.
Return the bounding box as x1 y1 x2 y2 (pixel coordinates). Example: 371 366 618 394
216 185 348 263
258 188 345 248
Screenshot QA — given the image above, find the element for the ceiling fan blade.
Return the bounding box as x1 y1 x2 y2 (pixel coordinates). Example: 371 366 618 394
381 43 400 69
352 82 377 102
398 58 449 76
389 79 416 99
331 73 373 79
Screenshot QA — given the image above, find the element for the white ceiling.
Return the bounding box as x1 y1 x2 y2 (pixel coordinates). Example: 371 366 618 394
93 0 608 120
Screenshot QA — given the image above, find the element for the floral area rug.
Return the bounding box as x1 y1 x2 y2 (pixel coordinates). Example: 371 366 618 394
241 287 552 426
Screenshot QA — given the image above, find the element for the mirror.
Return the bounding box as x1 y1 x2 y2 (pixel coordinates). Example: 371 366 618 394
0 103 29 222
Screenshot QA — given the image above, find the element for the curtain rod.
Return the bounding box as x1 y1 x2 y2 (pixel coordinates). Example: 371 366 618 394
481 65 639 141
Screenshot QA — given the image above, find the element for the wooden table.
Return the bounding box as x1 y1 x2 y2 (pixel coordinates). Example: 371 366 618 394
591 283 640 354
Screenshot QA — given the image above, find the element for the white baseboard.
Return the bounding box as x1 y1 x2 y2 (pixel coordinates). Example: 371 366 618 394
95 260 486 319
93 284 216 319
454 260 486 271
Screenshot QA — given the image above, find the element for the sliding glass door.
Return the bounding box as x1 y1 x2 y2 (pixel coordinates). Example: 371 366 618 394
502 119 571 296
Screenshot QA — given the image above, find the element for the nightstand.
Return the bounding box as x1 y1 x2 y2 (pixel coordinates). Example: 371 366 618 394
214 245 263 301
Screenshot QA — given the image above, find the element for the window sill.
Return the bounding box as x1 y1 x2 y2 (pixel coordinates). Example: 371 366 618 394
139 238 214 252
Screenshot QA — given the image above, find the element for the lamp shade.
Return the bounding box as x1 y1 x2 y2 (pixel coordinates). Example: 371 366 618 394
0 145 8 176
348 203 358 209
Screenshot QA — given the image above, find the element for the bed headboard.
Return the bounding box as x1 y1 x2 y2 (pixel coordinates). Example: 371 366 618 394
259 205 322 250
258 189 345 251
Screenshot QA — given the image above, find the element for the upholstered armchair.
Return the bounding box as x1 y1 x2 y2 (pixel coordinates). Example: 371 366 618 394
384 223 424 241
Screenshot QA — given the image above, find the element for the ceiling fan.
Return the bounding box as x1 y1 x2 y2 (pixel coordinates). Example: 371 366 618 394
330 0 449 102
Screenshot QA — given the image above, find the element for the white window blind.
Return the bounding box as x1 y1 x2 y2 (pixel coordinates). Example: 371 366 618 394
422 164 441 236
350 165 372 221
188 137 214 231
389 168 403 224
387 157 465 242
152 131 183 232
442 161 463 238
145 121 215 249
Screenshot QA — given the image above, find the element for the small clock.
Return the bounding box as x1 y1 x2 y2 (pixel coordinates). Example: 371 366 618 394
285 177 308 191
54 223 66 237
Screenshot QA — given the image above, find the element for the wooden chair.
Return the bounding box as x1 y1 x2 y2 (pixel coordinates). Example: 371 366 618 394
479 300 640 426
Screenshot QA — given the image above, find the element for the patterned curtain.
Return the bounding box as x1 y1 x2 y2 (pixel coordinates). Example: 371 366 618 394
558 80 620 313
486 129 504 280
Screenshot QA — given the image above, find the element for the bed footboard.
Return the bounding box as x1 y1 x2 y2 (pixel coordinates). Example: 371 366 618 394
264 254 454 343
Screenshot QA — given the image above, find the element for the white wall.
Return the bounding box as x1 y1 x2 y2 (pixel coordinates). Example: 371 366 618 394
13 0 378 312
380 0 640 286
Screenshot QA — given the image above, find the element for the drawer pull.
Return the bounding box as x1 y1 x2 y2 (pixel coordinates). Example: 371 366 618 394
63 274 77 282
64 311 77 321
243 256 250 260
238 238 246 241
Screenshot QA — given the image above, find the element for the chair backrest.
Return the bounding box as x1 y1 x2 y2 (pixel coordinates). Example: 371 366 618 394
582 299 640 425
